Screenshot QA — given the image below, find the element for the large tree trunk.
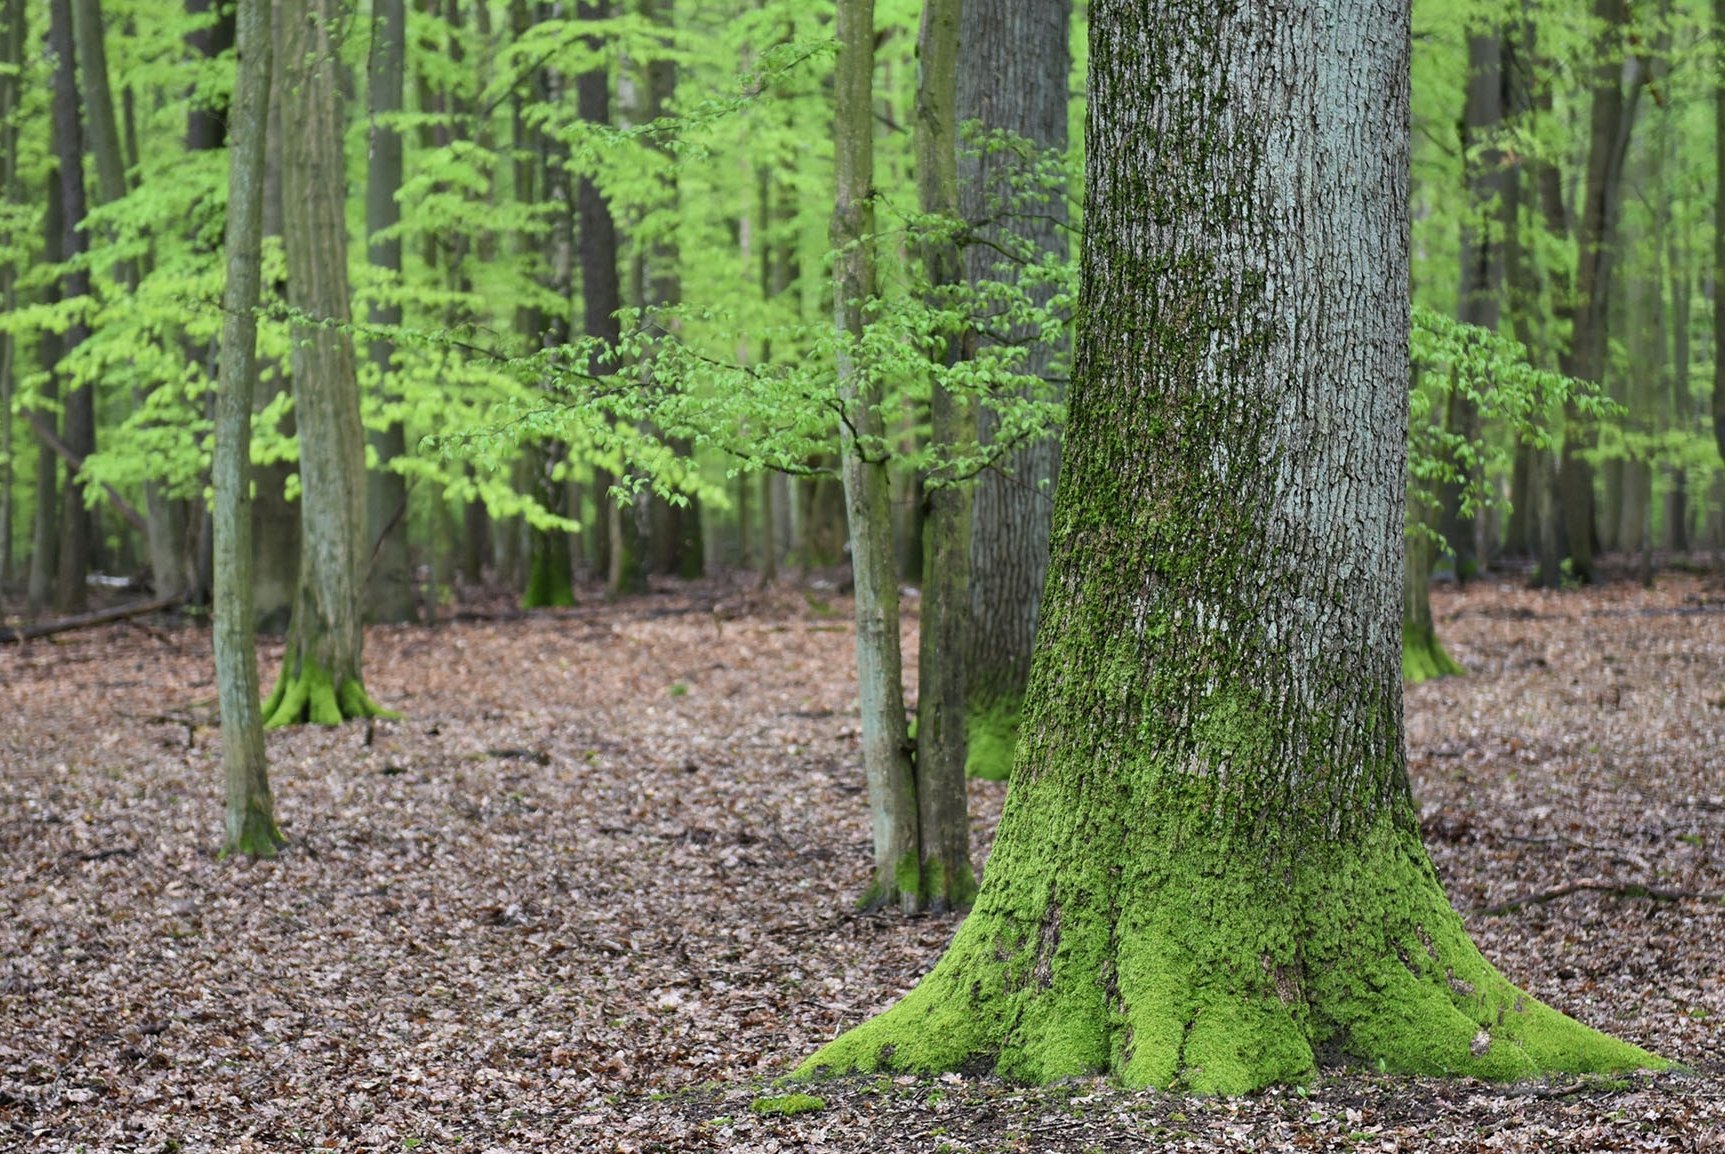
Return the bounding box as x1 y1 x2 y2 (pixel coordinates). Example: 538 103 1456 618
911 0 975 913
833 0 918 912
214 0 283 857
804 0 1657 1092
263 0 394 726
364 0 415 623
957 0 1070 781
48 0 93 614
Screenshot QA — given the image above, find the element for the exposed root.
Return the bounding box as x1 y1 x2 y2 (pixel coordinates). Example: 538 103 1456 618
262 658 400 729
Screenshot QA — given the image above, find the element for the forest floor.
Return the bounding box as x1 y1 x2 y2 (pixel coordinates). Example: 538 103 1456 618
2 570 1724 1152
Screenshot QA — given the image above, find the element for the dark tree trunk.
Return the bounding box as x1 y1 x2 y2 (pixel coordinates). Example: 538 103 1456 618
48 0 93 614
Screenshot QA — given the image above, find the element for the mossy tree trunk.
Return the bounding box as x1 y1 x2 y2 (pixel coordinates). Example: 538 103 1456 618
833 0 919 912
364 0 416 624
957 0 1069 782
214 0 284 857
264 0 395 727
911 0 975 913
804 0 1660 1093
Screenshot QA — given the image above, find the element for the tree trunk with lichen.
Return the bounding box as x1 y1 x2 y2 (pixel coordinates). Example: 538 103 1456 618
802 0 1660 1093
214 0 284 856
957 0 1069 782
263 0 395 727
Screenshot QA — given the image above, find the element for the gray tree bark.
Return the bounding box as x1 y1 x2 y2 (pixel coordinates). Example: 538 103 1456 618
0 0 22 590
214 0 283 856
957 0 1069 780
833 0 918 912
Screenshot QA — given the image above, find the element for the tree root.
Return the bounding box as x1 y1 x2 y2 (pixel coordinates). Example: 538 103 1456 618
262 659 399 728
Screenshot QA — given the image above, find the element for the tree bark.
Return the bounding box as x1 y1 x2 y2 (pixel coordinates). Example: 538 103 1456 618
957 0 1069 780
0 0 22 590
48 0 93 614
833 0 918 912
912 0 975 913
27 175 63 611
214 0 283 857
263 0 394 726
803 0 1657 1092
1715 0 1725 473
364 0 416 623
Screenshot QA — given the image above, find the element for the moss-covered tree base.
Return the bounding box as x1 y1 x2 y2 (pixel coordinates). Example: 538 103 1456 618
523 536 576 609
965 698 1021 781
799 813 1662 1094
222 807 287 859
262 658 400 728
1403 623 1466 684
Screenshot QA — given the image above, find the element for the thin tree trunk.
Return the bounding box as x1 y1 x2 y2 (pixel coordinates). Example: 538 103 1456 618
263 0 394 726
0 0 21 590
364 0 415 623
48 0 93 614
214 0 283 856
958 0 1070 780
911 0 975 914
835 0 918 912
27 174 62 610
1714 0 1725 473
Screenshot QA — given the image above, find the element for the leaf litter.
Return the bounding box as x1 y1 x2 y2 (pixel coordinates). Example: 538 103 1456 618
1 574 1721 1151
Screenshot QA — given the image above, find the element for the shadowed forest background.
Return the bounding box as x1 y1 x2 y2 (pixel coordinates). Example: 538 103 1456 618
2 0 1725 1148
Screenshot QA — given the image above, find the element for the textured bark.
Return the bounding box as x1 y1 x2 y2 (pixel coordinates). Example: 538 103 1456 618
804 0 1657 1092
364 0 415 623
48 0 93 614
214 0 283 857
911 0 975 913
833 0 918 912
264 0 393 726
957 0 1069 780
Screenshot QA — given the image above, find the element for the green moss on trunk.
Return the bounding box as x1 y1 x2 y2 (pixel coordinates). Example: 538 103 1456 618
523 534 576 609
1402 622 1466 683
965 697 1020 781
262 656 399 728
799 811 1661 1093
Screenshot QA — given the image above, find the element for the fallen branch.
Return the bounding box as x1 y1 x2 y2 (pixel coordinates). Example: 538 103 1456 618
1470 880 1725 916
24 410 150 535
0 593 185 643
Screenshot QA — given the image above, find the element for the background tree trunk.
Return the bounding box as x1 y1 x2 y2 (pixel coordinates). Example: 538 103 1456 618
214 0 283 857
48 0 93 614
0 0 22 592
911 0 975 914
364 0 416 623
806 0 1655 1092
957 0 1069 781
833 0 918 912
263 0 393 726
